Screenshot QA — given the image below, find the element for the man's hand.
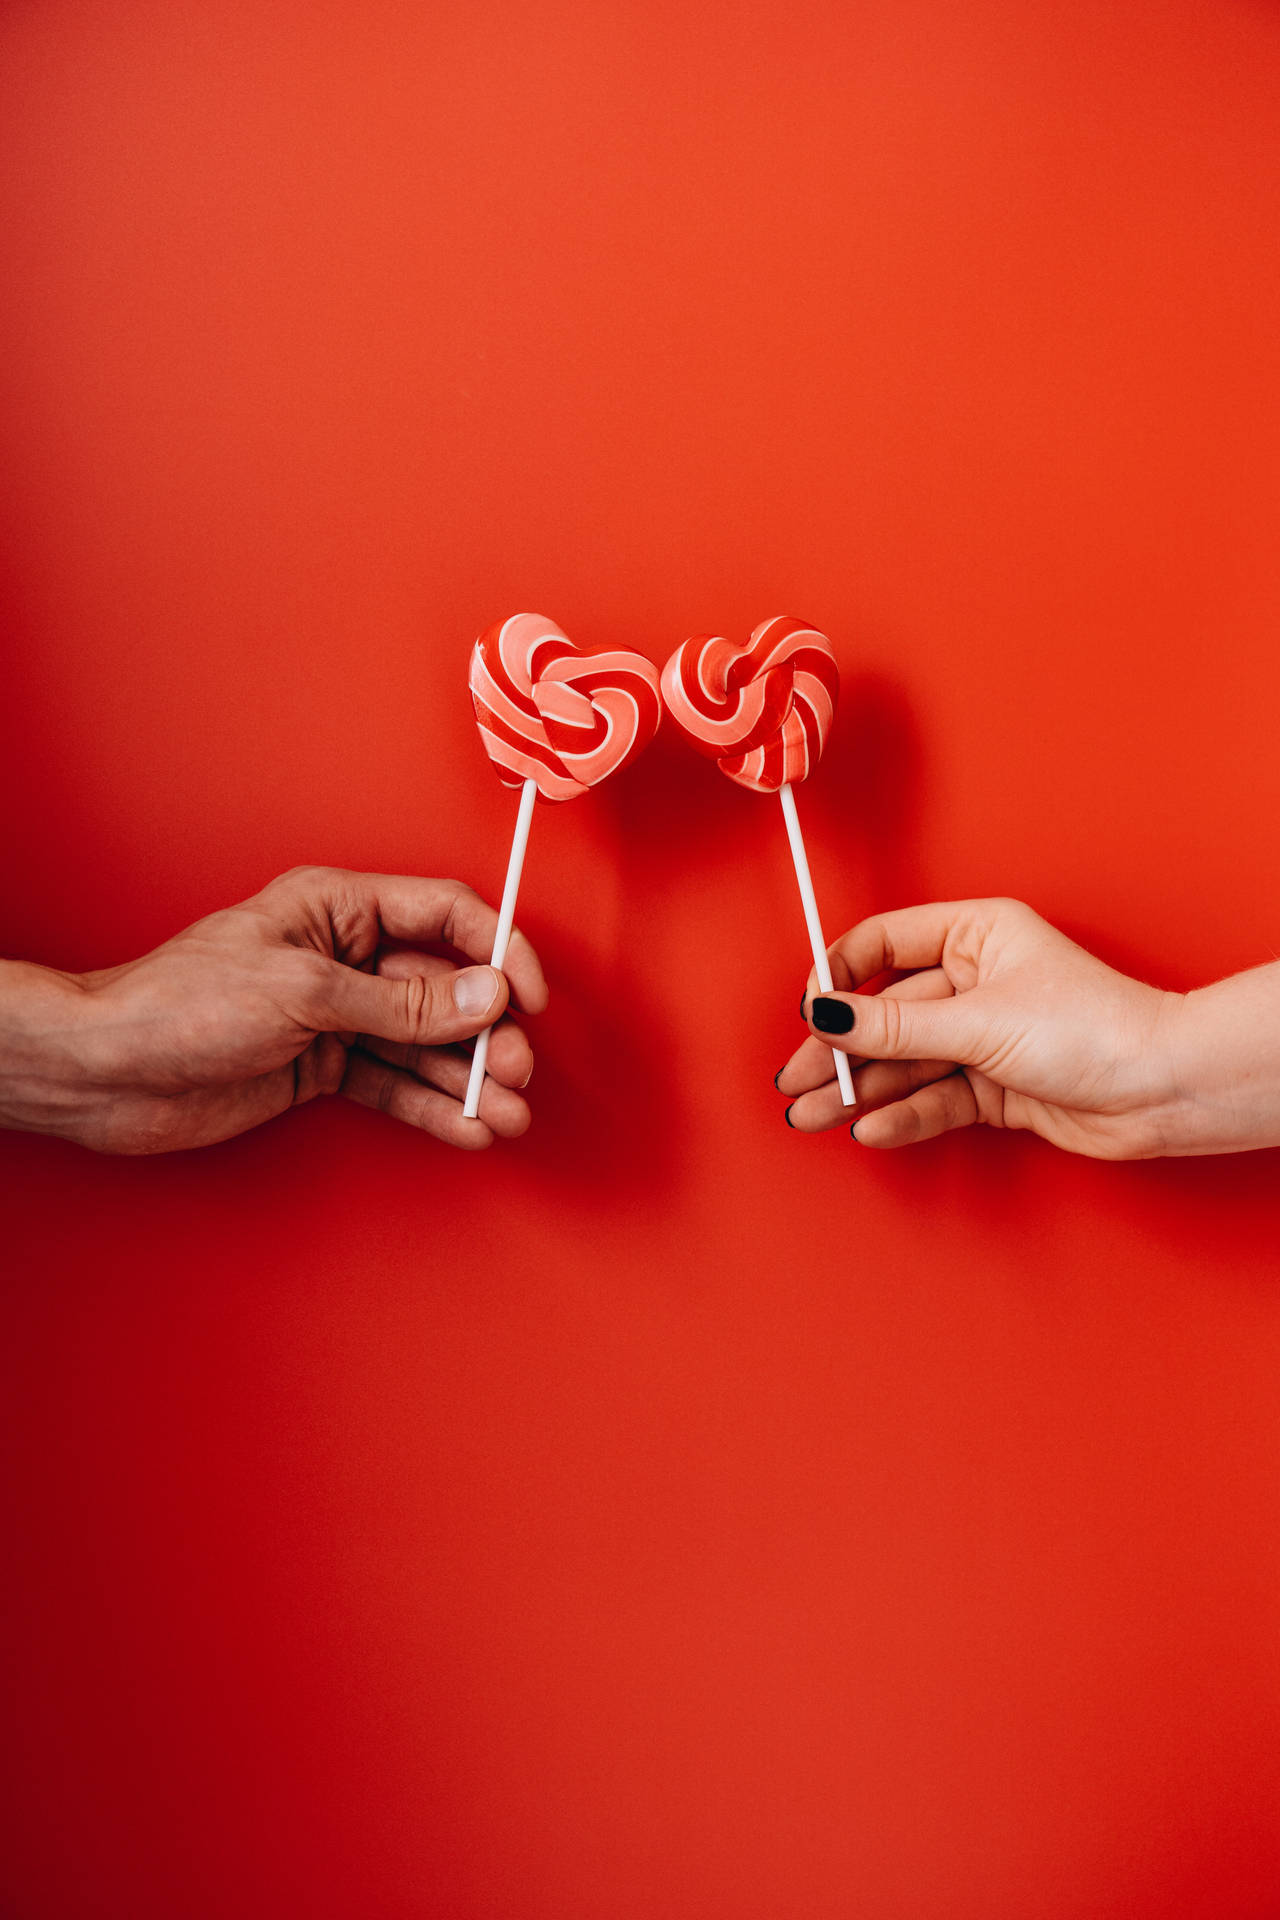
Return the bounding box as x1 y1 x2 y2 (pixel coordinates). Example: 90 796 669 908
0 867 548 1154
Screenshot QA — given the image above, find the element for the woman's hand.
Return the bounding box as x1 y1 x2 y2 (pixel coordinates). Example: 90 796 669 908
776 897 1280 1159
0 867 548 1154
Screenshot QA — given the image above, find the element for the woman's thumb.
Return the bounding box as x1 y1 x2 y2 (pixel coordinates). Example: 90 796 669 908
808 987 988 1066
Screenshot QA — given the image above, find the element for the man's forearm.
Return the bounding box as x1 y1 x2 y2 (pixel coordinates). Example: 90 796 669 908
0 961 95 1140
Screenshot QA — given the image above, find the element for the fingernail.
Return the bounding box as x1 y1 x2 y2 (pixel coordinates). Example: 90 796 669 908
784 1104 796 1128
849 1121 861 1142
453 966 499 1017
773 1068 785 1091
811 996 853 1035
799 994 808 1020
520 1060 534 1088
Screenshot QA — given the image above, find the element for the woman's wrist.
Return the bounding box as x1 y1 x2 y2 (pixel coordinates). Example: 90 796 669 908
1157 964 1280 1156
0 961 101 1142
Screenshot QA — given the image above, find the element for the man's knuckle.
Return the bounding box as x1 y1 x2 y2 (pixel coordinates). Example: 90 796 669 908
401 971 438 1041
437 880 479 946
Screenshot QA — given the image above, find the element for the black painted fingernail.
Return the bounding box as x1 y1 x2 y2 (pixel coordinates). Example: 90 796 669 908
849 1120 861 1142
784 1104 796 1128
811 997 853 1035
799 994 808 1020
773 1068 785 1091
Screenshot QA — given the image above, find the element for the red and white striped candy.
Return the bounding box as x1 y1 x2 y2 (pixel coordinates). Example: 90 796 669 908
470 613 662 801
660 616 839 792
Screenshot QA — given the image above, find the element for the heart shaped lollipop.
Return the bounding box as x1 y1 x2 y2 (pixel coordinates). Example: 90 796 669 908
660 614 838 792
464 614 660 1117
661 616 854 1107
471 613 661 801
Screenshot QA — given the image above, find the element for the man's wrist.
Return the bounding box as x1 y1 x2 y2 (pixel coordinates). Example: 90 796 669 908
0 961 101 1143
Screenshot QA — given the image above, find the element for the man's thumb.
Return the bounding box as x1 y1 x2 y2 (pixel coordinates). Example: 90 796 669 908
317 960 507 1045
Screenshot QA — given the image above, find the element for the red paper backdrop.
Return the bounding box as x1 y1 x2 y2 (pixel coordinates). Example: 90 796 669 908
3 3 1280 1915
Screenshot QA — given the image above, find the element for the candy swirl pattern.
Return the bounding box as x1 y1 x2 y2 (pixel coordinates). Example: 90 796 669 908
660 616 839 792
470 613 662 801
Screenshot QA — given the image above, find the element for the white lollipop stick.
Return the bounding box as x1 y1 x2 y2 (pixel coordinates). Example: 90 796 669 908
778 780 856 1109
463 775 537 1120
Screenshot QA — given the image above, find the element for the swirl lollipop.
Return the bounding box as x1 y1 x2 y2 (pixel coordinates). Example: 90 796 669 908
463 613 661 1117
661 615 854 1107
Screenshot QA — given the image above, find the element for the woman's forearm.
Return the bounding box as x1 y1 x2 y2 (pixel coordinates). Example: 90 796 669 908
1161 961 1280 1155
